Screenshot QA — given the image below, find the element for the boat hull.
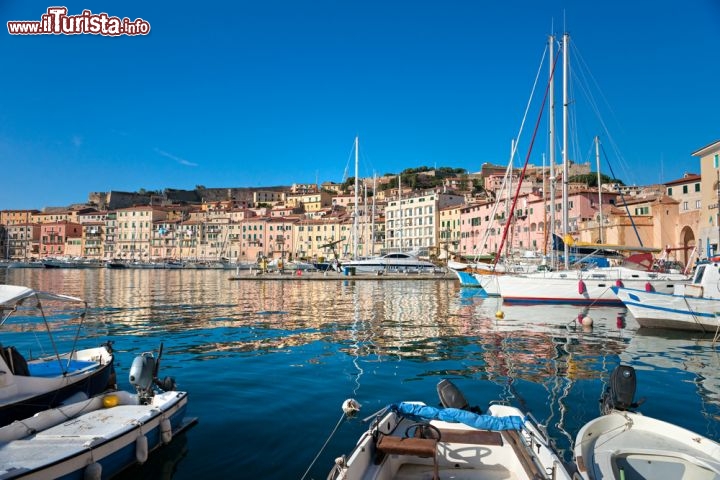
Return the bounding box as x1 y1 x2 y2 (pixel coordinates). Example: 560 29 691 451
0 346 116 427
0 391 194 480
613 286 720 332
450 268 486 290
574 410 720 480
494 268 688 306
329 402 572 480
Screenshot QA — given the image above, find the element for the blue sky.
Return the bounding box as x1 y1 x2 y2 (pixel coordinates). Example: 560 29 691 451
1 1 718 210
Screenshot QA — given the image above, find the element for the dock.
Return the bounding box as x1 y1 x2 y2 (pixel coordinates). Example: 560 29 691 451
228 270 456 281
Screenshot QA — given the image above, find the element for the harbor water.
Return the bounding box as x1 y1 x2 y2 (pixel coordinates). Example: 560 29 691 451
1 268 719 479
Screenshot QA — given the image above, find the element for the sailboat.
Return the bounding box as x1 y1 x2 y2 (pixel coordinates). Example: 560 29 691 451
487 33 690 305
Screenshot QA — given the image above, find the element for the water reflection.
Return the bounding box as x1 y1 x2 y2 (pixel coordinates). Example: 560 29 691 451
2 269 719 478
620 328 720 439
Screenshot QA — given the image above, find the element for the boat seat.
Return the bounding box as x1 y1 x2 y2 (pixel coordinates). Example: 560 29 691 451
0 346 30 376
433 428 503 446
376 435 439 480
28 360 97 378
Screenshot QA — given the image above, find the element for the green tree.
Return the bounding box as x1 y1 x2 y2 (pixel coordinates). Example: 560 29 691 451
568 173 624 187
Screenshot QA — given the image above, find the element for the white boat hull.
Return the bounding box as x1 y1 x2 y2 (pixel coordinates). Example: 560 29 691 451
329 403 572 480
575 410 720 480
0 391 194 480
493 268 688 306
613 286 720 332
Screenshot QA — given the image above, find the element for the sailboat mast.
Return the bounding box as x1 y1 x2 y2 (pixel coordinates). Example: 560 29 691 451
562 32 570 270
595 136 603 243
353 136 359 260
398 174 403 253
371 174 376 256
548 34 556 268
507 139 514 221
363 183 368 257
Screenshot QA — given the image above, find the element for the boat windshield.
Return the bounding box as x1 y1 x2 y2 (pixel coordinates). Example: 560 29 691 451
693 265 706 284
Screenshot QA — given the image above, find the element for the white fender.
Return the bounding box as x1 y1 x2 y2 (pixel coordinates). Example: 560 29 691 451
136 435 148 463
160 418 172 444
83 462 102 480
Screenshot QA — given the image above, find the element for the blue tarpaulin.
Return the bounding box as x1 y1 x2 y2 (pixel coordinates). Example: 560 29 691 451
393 402 525 431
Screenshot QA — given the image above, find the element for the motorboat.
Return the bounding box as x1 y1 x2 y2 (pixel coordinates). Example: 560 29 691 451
341 252 441 274
0 346 197 479
574 365 720 480
0 285 116 427
612 259 720 333
41 257 104 268
328 379 572 480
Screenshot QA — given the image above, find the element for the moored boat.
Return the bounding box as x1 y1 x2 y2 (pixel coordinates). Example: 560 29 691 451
612 259 720 333
328 379 572 480
42 257 104 268
0 346 197 479
494 262 689 306
574 365 720 480
342 252 441 274
0 284 116 427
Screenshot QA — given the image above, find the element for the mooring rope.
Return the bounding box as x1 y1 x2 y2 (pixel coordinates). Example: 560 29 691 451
299 409 350 480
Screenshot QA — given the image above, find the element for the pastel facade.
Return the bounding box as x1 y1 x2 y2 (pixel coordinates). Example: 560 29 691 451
115 206 169 260
3 223 40 259
40 222 82 257
2 140 719 265
0 209 40 225
385 190 464 253
693 140 720 257
439 204 463 258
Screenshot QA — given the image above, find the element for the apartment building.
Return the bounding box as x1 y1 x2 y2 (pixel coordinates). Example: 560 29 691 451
438 204 463 258
3 223 40 259
385 190 464 254
115 205 170 260
693 139 720 257
40 221 82 257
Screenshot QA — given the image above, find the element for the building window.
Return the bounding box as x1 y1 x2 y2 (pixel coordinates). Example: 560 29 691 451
714 154 719 168
683 185 688 194
667 187 673 196
696 200 702 209
695 183 701 192
683 201 689 211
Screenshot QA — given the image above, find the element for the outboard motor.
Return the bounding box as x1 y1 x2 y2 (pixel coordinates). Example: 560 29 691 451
437 379 469 409
600 365 639 414
128 343 177 404
129 352 157 403
437 379 482 414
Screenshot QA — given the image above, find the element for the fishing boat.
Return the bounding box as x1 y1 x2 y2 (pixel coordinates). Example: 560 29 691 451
0 284 116 427
328 379 572 480
0 346 197 479
612 259 720 333
574 364 720 480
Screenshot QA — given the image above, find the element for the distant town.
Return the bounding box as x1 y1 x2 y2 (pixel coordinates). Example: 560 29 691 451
1 139 718 269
